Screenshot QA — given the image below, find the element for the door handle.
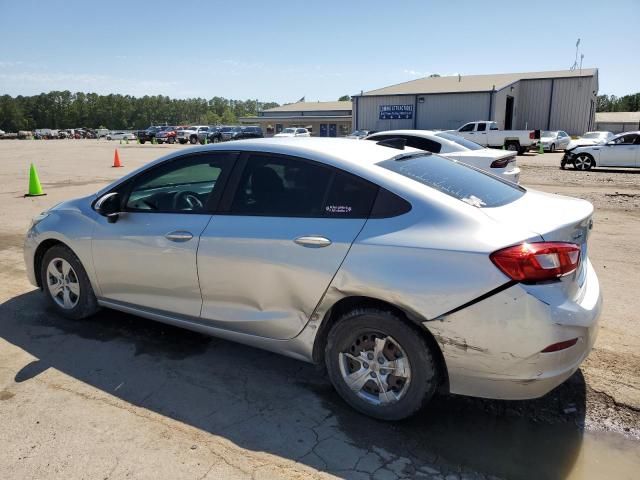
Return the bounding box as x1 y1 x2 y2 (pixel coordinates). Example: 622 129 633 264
294 235 332 248
165 231 193 242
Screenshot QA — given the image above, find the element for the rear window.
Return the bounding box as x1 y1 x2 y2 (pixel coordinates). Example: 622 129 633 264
435 132 484 151
378 154 525 208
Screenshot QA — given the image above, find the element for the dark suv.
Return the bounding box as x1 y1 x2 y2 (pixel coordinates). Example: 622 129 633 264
234 126 264 140
135 126 164 144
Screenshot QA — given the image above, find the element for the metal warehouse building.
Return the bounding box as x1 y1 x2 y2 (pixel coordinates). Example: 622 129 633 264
240 101 352 137
353 69 598 136
594 112 640 134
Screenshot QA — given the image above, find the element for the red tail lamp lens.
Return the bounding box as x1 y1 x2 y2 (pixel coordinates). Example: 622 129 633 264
541 338 579 353
490 242 581 283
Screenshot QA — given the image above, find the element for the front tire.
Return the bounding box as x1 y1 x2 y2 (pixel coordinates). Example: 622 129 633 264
189 136 197 144
325 308 438 421
574 153 594 170
550 143 556 153
168 136 175 144
40 245 99 320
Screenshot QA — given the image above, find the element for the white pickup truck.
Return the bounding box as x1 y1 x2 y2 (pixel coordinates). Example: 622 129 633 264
450 121 539 155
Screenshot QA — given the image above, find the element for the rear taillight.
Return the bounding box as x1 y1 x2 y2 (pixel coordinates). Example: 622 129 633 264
490 242 581 283
490 156 516 168
529 131 535 139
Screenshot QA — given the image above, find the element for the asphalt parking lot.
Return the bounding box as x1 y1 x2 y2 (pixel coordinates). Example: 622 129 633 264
0 140 639 480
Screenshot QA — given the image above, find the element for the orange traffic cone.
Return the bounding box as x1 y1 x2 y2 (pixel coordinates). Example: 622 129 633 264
112 149 123 168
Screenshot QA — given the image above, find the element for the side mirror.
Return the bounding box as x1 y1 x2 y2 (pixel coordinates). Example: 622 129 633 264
95 192 121 223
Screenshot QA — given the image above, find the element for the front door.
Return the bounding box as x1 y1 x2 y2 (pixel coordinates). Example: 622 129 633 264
197 152 378 339
598 133 638 167
319 124 328 137
329 124 337 137
92 152 234 317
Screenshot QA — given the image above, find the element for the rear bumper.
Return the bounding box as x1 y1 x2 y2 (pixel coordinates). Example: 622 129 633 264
426 260 602 400
500 166 520 184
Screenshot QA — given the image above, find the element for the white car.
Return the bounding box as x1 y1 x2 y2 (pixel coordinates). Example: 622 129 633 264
106 132 136 141
540 131 571 152
274 127 310 137
566 131 614 150
365 130 520 183
450 121 538 155
562 131 640 170
0 129 5 135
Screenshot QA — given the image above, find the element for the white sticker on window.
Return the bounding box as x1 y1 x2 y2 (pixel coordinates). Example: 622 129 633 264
325 205 352 214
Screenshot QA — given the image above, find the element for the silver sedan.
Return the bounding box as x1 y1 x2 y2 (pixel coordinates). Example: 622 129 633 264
24 138 602 420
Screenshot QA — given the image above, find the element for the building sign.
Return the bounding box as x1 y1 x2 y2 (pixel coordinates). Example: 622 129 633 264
379 104 413 120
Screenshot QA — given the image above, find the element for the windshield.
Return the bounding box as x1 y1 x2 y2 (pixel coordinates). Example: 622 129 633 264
282 128 296 134
435 132 484 151
541 131 556 137
378 154 525 208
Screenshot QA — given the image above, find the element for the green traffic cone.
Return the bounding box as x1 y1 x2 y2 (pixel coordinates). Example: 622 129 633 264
204 135 208 145
502 145 505 150
125 137 129 145
538 142 544 154
152 137 157 144
25 163 46 197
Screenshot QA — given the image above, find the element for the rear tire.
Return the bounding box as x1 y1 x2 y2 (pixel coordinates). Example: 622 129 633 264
325 308 438 421
505 141 519 152
168 137 175 144
40 245 99 320
140 139 146 144
189 136 197 144
550 143 556 153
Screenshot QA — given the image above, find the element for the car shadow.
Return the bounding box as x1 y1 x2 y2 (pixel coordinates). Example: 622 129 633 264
0 291 588 479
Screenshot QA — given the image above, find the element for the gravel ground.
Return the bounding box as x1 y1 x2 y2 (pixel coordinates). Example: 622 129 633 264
0 141 638 480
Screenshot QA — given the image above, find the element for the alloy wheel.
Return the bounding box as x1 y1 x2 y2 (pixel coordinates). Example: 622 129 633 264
574 154 591 170
338 332 411 406
46 258 80 309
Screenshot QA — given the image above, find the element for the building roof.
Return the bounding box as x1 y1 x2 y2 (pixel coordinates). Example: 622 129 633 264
361 69 598 96
262 101 352 113
595 111 640 123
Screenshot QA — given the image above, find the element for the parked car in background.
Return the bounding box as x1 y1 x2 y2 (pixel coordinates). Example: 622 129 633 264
346 129 376 139
233 126 264 140
0 129 5 136
562 131 640 170
365 130 520 183
155 126 178 144
566 131 615 150
540 131 571 152
106 131 136 141
25 137 601 421
135 126 164 144
274 127 310 137
199 126 222 144
96 128 110 139
449 121 538 155
220 126 243 141
177 126 209 144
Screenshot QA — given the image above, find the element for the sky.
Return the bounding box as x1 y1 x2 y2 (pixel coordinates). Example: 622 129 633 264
0 0 637 103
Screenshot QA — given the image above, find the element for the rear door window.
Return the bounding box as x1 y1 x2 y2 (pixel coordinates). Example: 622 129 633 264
378 154 525 208
476 123 487 132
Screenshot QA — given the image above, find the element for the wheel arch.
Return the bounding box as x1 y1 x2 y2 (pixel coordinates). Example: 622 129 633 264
312 295 449 391
33 239 72 289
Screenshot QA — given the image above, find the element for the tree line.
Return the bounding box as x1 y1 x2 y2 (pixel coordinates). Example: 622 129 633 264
0 91 280 132
596 92 640 113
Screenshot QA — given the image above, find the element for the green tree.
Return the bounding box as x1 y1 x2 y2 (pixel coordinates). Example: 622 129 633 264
338 95 351 101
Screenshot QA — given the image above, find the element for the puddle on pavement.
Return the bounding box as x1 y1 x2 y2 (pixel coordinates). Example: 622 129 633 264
310 382 640 480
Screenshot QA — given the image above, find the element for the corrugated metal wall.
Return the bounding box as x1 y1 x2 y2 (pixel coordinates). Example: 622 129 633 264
354 95 416 131
594 122 640 134
416 92 490 130
515 79 552 131
549 76 597 135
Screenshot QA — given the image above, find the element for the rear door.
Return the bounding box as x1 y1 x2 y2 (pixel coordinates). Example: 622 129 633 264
197 152 378 339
